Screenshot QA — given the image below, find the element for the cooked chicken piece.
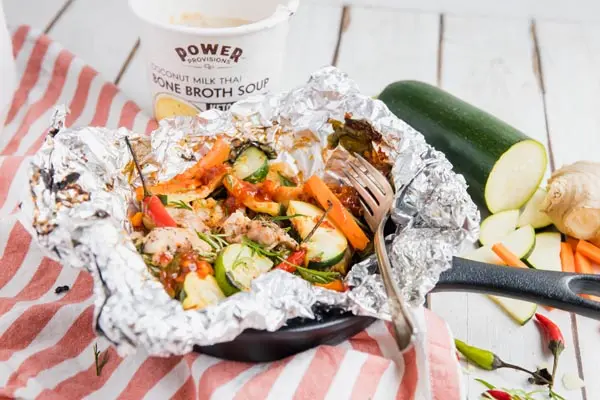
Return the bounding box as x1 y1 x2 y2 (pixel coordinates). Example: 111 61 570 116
166 208 210 233
143 227 212 256
222 210 298 250
192 198 226 229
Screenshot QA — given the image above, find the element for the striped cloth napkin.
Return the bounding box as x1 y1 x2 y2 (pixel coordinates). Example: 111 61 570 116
0 26 464 399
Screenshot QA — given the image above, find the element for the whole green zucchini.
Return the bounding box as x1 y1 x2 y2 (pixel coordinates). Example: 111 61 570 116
379 81 547 213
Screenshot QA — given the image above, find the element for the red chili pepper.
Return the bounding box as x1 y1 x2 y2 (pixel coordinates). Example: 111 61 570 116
275 250 306 273
534 313 565 356
143 195 177 227
484 389 512 400
535 313 565 389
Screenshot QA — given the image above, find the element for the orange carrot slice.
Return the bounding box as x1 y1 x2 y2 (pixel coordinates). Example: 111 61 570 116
491 243 529 268
314 280 346 292
566 236 580 250
560 242 576 273
173 137 230 181
305 175 370 250
574 251 594 274
576 240 600 265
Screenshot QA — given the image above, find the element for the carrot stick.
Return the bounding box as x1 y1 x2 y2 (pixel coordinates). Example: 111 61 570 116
574 251 594 274
492 243 554 310
560 242 576 273
314 279 346 292
305 175 370 250
566 236 580 250
172 137 230 181
574 251 600 301
491 243 529 268
576 240 600 265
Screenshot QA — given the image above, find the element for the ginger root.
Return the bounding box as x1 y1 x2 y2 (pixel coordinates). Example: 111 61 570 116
541 161 600 246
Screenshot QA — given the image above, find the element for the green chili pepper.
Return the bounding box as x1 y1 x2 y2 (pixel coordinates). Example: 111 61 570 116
454 339 503 370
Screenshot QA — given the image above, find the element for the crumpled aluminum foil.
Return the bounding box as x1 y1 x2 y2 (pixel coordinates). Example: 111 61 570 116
24 66 479 356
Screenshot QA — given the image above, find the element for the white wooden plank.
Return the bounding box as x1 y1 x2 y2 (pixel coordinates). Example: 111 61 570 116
336 7 439 95
308 0 600 23
117 48 153 116
280 1 342 91
48 0 138 81
537 20 600 400
3 0 69 30
434 15 583 399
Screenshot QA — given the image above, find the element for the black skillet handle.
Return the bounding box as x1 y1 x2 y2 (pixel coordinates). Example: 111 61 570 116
433 257 600 320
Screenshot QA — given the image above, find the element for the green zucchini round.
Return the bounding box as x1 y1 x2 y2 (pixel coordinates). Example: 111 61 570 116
379 81 548 213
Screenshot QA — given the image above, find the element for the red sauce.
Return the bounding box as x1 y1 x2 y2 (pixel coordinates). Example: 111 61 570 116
327 184 363 216
198 164 227 186
158 251 213 298
224 195 245 214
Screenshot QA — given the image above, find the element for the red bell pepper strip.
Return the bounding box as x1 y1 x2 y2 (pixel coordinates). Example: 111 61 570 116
143 195 177 227
275 250 306 273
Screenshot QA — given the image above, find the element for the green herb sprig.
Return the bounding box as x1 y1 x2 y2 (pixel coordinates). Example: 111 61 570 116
296 265 340 284
168 200 193 211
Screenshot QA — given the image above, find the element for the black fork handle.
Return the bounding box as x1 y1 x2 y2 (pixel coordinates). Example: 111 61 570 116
432 257 600 320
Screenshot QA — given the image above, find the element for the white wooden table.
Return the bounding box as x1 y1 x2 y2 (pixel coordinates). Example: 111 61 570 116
4 0 600 398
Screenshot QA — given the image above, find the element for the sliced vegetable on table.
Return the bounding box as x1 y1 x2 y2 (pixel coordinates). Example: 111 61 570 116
517 188 553 229
525 232 562 272
379 81 548 213
462 225 536 265
480 210 520 246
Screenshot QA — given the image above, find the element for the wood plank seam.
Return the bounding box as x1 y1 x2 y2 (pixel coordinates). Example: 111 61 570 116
436 14 445 87
331 5 350 66
114 38 140 85
44 0 76 33
530 19 587 400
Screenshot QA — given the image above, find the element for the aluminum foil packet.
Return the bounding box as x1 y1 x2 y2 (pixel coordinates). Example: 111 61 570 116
23 67 479 356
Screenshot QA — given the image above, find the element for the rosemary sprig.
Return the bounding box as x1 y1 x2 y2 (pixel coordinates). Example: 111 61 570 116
93 343 109 376
196 231 229 251
295 265 341 284
270 214 306 221
302 201 333 244
242 237 286 258
168 200 193 211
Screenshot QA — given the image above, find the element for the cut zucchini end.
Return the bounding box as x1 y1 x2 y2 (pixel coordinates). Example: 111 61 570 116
479 209 520 246
485 140 548 214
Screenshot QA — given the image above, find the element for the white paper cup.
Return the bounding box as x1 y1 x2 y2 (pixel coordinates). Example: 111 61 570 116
129 0 298 121
0 1 17 133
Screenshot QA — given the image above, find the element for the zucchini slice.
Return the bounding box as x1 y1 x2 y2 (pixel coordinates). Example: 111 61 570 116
287 200 348 270
182 274 225 310
479 209 519 246
379 81 548 213
517 188 553 229
214 243 273 296
488 296 537 325
463 225 536 264
233 147 269 183
525 232 562 271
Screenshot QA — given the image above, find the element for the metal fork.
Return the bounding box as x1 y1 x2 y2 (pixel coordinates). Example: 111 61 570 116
343 155 415 351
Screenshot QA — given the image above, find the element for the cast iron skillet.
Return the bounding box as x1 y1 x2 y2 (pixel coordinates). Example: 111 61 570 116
196 257 600 362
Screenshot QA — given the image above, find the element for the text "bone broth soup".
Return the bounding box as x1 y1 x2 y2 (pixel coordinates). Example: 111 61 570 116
129 0 298 120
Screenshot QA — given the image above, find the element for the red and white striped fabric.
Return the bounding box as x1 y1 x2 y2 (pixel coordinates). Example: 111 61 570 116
0 27 464 399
